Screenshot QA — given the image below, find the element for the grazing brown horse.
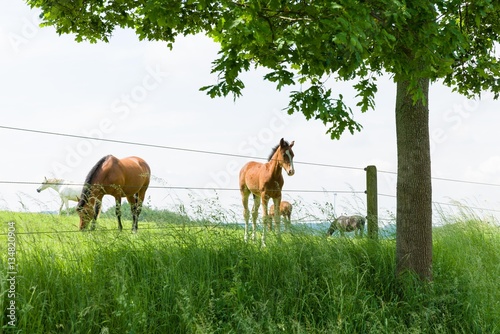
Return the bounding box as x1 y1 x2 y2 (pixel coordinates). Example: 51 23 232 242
326 215 365 237
269 200 293 231
77 155 151 232
239 138 295 246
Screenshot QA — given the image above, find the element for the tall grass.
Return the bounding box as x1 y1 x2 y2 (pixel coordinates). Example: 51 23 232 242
1 211 499 333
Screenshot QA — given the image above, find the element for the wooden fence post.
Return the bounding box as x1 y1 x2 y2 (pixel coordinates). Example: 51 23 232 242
365 165 378 239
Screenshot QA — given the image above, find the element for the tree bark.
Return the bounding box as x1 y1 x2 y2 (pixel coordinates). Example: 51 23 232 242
395 78 433 281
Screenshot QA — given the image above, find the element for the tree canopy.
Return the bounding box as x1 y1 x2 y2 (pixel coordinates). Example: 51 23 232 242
28 1 500 138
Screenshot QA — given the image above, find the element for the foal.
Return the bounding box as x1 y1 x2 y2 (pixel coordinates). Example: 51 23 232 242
239 138 295 246
269 200 293 231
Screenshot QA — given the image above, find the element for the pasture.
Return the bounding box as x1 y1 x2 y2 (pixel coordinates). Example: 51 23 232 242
1 209 499 333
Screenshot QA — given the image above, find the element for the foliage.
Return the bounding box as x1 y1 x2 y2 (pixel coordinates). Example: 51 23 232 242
25 0 500 138
1 211 499 332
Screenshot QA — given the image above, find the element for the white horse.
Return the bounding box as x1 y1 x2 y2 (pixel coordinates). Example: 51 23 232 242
37 177 82 215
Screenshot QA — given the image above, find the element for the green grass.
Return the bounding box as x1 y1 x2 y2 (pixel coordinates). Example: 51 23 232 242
1 211 499 333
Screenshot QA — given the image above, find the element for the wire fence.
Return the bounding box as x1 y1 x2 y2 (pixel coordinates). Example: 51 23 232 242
0 180 366 195
1 124 500 237
3 125 500 187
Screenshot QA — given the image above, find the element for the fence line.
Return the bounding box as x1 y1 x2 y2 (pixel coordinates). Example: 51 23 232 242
378 168 500 188
4 204 498 238
1 193 497 238
3 125 500 188
0 125 365 172
3 125 500 231
5 183 497 212
379 192 500 214
0 180 364 195
2 180 499 218
0 215 394 237
432 201 500 213
0 218 345 237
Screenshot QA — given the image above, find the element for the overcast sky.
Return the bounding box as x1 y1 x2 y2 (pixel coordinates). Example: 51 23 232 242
2 2 500 224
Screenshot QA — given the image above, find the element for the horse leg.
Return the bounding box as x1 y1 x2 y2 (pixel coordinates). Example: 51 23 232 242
266 204 273 231
285 212 291 231
128 193 141 233
269 203 277 232
91 199 101 231
251 194 261 244
59 200 64 216
271 197 281 240
241 191 250 242
134 194 140 233
115 198 123 231
260 195 270 247
63 198 70 216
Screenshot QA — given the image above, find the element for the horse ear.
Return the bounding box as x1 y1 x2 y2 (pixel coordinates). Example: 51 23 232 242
44 176 47 181
289 141 295 148
280 138 285 147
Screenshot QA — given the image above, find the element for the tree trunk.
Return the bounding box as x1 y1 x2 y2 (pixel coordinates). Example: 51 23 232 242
395 78 433 281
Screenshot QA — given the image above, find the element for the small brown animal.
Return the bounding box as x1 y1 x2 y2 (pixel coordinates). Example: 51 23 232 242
269 201 293 231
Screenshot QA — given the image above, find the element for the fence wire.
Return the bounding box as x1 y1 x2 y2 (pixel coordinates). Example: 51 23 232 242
2 125 500 231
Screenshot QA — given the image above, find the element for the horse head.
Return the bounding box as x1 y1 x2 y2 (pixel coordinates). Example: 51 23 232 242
76 190 94 230
36 178 46 193
37 177 57 193
277 138 295 176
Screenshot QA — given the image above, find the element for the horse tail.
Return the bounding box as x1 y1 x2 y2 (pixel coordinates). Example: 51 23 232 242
77 155 112 209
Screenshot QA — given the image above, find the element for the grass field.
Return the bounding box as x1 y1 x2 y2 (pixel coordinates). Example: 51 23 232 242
1 210 499 333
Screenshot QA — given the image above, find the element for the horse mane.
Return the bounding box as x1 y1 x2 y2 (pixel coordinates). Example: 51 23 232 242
268 140 290 161
45 177 62 184
77 155 112 209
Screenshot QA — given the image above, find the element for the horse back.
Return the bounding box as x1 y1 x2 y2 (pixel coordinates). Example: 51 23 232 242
342 215 365 230
119 156 151 186
99 156 150 196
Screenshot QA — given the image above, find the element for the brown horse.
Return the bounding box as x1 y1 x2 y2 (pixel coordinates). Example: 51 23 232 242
269 200 293 231
326 215 365 237
77 155 151 232
239 138 295 246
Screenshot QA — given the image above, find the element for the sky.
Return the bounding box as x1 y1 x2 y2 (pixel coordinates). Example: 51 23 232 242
1 2 500 225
